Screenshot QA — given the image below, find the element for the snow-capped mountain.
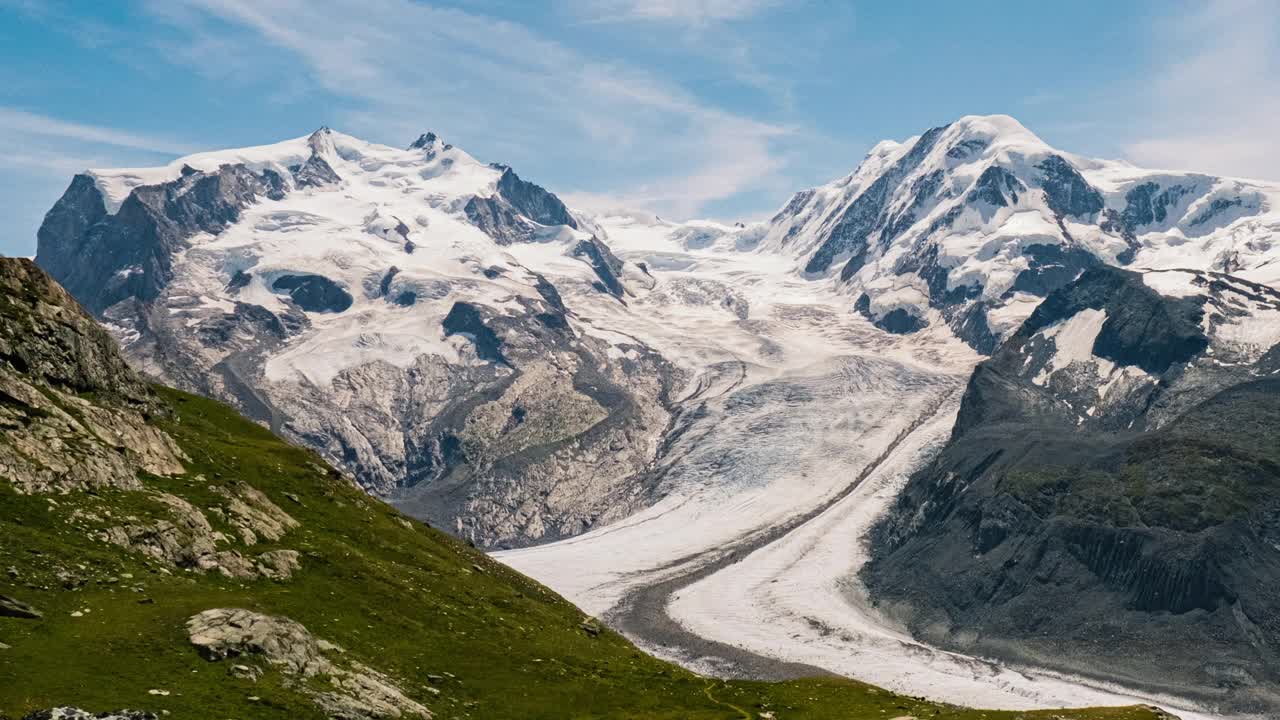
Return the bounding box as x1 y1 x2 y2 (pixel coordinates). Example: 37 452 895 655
751 115 1280 351
37 127 677 548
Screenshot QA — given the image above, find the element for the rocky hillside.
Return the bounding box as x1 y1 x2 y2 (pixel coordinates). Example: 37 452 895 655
34 129 676 549
863 264 1280 716
0 258 1175 720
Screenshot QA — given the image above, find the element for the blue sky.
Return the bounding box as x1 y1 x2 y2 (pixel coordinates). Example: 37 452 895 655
1 0 1277 257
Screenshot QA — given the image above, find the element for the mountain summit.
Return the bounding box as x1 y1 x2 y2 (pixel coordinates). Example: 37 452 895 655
755 114 1280 351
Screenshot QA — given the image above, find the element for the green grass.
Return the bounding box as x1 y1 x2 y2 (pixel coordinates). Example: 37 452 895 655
0 387 1171 719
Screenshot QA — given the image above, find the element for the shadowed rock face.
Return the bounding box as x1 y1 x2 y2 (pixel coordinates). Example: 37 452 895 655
495 167 577 229
571 237 627 298
1037 154 1104 219
970 165 1025 207
36 166 286 314
804 123 952 276
463 166 578 245
271 274 354 313
864 265 1280 715
853 293 925 335
441 302 508 365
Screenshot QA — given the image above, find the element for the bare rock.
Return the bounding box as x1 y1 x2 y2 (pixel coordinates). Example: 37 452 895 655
188 608 430 718
213 482 299 545
0 259 186 496
100 493 266 580
255 549 301 580
0 594 42 619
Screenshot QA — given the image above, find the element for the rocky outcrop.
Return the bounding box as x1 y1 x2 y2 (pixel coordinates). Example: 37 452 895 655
864 265 1280 715
0 258 186 495
19 710 156 720
271 274 353 313
213 481 299 545
187 608 431 719
493 166 577 229
0 258 152 402
100 484 300 580
571 237 627 298
390 322 677 547
0 594 41 620
441 302 508 365
462 166 578 246
1036 154 1104 219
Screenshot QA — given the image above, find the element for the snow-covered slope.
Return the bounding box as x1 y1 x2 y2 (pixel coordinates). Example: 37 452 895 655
748 115 1280 352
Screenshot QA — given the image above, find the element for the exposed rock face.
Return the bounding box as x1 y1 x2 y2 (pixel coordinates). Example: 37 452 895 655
0 258 186 494
803 124 951 277
864 265 1280 715
0 260 300 581
571 236 627 298
100 483 301 580
36 166 286 315
270 274 353 313
213 481 300 545
389 323 676 547
187 608 431 719
464 165 578 245
494 166 578 229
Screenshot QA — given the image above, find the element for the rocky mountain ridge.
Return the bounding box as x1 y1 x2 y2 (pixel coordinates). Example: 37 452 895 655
863 263 1280 716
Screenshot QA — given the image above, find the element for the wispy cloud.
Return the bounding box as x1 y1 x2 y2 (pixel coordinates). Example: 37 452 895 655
1124 0 1280 181
573 0 781 25
0 107 199 156
145 0 805 219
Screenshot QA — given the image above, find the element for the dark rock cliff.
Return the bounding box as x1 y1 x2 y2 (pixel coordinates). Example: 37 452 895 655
863 266 1280 715
36 166 286 314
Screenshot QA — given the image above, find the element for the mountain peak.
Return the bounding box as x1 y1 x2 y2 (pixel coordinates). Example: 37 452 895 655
946 114 1049 151
409 131 440 150
307 126 337 157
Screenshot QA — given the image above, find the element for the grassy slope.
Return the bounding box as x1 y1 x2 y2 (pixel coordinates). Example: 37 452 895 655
0 387 1165 720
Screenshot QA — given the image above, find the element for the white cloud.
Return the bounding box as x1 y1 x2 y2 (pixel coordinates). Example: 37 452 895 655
573 0 781 24
0 107 199 156
147 0 802 220
1124 0 1280 181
